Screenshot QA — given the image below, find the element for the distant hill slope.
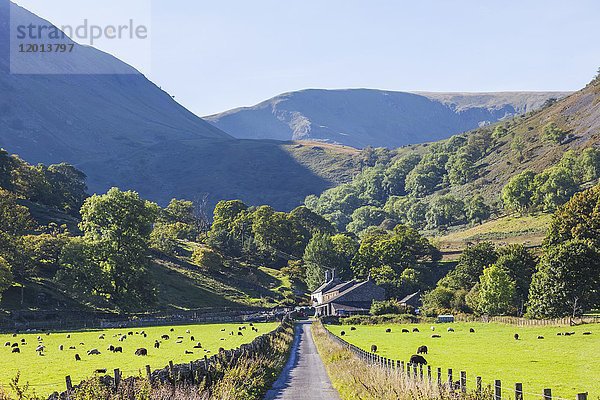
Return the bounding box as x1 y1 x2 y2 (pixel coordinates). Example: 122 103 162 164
0 1 358 210
205 89 570 148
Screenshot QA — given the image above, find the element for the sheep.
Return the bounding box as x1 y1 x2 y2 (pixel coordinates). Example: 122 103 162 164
229 331 234 336
12 333 17 337
185 350 193 354
386 328 392 333
447 328 454 333
161 335 170 340
238 332 243 336
221 328 226 332
135 348 148 356
177 336 184 340
370 344 377 353
469 328 475 333
59 345 64 351
11 343 18 348
128 332 134 336
176 339 183 344
12 348 20 353
193 342 202 349
95 369 107 374
87 349 101 356
220 338 225 341
36 345 45 353
410 354 427 365
75 354 81 361
417 345 428 355
431 334 441 338
565 332 575 336
583 332 592 335
20 339 26 343
537 336 544 339
249 323 254 326
350 327 356 331
401 329 409 333
514 334 519 340
79 342 85 345
170 328 175 332
3 342 9 347
413 328 420 333
66 334 71 338
191 336 195 341
113 346 123 353
98 334 105 340
69 346 76 350
37 336 42 341
142 333 147 338
340 331 346 336
186 330 191 334
154 341 160 349
108 345 115 352
430 326 435 331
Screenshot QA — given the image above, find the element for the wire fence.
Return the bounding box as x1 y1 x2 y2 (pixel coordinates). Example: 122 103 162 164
454 315 600 327
319 320 591 400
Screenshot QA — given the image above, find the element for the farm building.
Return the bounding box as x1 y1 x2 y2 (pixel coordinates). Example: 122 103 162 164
399 291 421 309
312 270 385 317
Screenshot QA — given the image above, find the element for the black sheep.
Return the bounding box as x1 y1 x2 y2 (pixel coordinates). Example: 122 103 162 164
412 328 420 333
537 336 544 339
417 345 428 354
401 329 409 333
114 346 123 353
370 344 377 353
350 327 356 331
12 348 20 353
161 335 170 340
514 333 519 340
431 334 441 338
469 328 475 333
410 354 427 365
340 331 346 336
154 341 160 349
75 354 81 361
95 369 107 374
135 348 148 356
385 328 392 333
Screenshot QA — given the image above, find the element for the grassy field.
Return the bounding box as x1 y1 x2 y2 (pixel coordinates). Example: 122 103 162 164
326 322 600 399
0 322 277 396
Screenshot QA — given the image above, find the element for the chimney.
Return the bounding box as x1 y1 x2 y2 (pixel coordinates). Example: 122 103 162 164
324 270 331 282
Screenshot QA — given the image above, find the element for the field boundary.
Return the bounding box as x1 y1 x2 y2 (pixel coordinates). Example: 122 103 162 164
319 320 592 400
455 315 600 327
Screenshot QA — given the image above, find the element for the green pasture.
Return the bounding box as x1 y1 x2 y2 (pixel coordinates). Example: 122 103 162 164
326 322 600 399
0 322 277 396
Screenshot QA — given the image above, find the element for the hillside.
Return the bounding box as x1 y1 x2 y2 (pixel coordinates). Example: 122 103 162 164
0 1 358 210
205 89 569 148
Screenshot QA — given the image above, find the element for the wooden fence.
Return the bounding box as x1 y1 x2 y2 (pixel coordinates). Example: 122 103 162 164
48 314 294 399
455 315 600 327
320 320 591 400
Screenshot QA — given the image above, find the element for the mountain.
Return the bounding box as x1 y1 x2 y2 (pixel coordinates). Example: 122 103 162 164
205 89 570 148
0 1 359 209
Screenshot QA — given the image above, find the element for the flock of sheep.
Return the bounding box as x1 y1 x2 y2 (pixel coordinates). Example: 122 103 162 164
3 323 261 370
338 325 594 366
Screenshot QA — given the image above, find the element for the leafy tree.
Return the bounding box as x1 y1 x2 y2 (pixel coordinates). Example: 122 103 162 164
492 125 508 140
476 265 516 316
252 205 306 260
0 149 16 191
370 299 410 315
22 225 70 276
532 167 578 211
150 222 180 255
281 260 306 283
578 148 600 183
466 195 491 224
46 163 88 214
330 233 358 279
304 233 340 291
0 256 13 301
543 122 567 144
288 206 335 236
441 242 498 290
425 195 465 229
422 286 454 315
527 240 600 318
405 153 448 197
346 206 388 236
501 170 536 213
382 154 421 196
495 244 536 313
0 189 33 235
77 188 159 309
447 153 476 185
511 134 525 161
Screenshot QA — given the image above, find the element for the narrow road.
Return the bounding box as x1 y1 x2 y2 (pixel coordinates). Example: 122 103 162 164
264 321 341 400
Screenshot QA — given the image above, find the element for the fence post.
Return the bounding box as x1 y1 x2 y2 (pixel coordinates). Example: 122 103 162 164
413 364 418 380
401 361 405 374
437 367 442 386
544 389 552 400
460 371 466 393
65 375 73 391
515 383 523 400
427 365 432 381
407 363 411 378
169 361 174 380
476 376 482 394
114 368 121 390
495 380 501 400
190 361 195 384
145 365 151 382
577 393 588 400
448 368 453 388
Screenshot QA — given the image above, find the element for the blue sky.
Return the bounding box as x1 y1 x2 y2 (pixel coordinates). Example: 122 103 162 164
15 0 600 115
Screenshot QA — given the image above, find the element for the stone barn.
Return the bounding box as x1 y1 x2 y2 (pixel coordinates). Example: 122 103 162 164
312 270 385 317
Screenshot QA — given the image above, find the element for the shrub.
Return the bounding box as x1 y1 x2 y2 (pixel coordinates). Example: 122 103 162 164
370 299 412 315
192 247 223 270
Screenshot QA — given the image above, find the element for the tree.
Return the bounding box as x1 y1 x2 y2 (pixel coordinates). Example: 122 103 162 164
289 206 336 236
422 286 454 315
543 122 567 144
441 242 498 290
150 222 180 255
22 225 70 276
532 167 578 211
476 265 516 316
0 256 13 301
192 247 223 271
495 244 536 313
281 260 306 283
511 134 525 161
466 195 491 224
46 163 88 215
447 153 476 185
304 233 340 291
346 206 388 236
78 188 159 309
425 195 466 229
527 240 600 318
501 170 536 213
382 154 421 196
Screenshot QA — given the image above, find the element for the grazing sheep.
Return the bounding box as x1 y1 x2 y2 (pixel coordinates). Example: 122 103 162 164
402 329 409 333
447 328 454 333
75 354 81 361
469 328 475 333
193 342 202 349
87 349 101 356
249 323 254 326
186 330 191 334
4 342 9 347
114 346 123 353
583 332 592 335
220 338 225 341
135 348 148 356
410 354 427 365
514 334 519 340
161 335 170 340
67 334 71 338
36 345 45 353
12 348 20 353
252 327 258 332
431 334 441 338
154 341 160 349
170 328 175 332
565 332 575 336
417 345 428 355
340 331 346 336
69 346 76 350
350 327 356 331
238 332 243 336
229 332 234 336
98 334 105 340
430 326 435 331
95 369 107 374
108 345 115 352
370 344 377 353
11 343 18 348
37 336 42 341
12 333 17 337
191 336 195 341
177 336 184 340
142 333 147 338
413 328 420 333
386 328 392 333
176 339 183 344
185 350 193 354
79 342 85 346
20 339 26 343
221 328 226 332
557 332 563 336
59 345 64 351
537 336 544 339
